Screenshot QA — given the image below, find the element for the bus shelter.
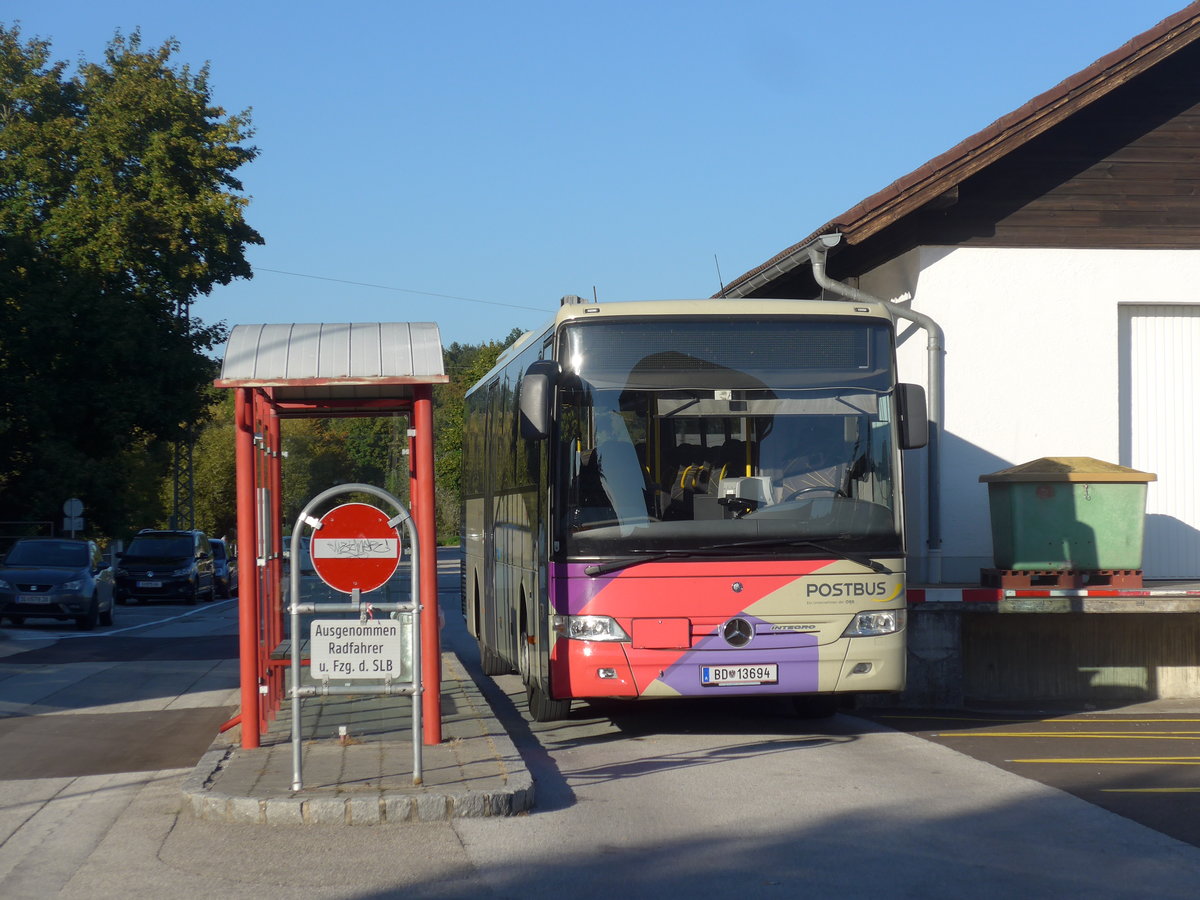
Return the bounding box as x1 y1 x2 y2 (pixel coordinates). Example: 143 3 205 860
214 323 448 748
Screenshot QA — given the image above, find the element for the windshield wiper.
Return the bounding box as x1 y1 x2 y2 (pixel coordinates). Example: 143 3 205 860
582 540 892 577
583 550 694 577
701 538 894 574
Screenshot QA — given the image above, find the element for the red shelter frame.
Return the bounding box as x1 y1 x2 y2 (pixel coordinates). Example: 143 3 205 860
214 323 448 748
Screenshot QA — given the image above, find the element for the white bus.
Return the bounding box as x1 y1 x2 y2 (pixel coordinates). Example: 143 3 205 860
462 297 927 720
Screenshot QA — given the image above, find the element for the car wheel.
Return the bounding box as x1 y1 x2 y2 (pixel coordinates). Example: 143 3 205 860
76 597 99 631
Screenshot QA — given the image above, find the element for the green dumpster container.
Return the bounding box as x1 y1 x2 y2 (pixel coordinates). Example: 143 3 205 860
979 457 1156 571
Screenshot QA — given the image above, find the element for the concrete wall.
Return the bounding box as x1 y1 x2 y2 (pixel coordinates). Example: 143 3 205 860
860 246 1200 582
868 606 1200 710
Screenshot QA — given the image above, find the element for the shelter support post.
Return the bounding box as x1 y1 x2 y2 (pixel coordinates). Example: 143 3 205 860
414 385 442 744
253 389 272 737
235 388 261 749
267 401 284 717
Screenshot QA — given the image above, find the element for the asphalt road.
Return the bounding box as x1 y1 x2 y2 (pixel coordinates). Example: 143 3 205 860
857 707 1200 848
4 560 1200 898
0 599 240 781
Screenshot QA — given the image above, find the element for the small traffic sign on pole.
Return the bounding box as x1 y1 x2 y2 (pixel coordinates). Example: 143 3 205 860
310 502 402 594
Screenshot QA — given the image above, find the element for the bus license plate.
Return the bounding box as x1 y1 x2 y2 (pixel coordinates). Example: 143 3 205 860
701 664 778 686
19 595 52 605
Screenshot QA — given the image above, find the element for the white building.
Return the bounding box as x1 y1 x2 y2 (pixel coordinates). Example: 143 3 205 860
722 5 1200 584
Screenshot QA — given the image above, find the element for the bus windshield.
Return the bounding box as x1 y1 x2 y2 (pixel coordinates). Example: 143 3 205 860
554 317 903 558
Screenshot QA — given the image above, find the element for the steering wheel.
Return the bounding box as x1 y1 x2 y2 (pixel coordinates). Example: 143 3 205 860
782 485 847 502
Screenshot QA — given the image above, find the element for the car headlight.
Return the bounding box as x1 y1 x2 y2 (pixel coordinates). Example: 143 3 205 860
552 615 630 642
61 579 84 591
0 578 12 590
842 609 905 637
172 566 194 577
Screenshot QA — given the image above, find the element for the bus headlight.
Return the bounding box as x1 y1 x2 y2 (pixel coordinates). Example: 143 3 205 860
552 615 630 642
842 609 906 637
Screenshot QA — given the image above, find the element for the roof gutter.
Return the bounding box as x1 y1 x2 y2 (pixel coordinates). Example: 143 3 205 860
806 234 946 583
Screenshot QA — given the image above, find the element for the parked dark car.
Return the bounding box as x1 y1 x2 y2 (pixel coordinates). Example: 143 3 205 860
0 537 115 630
211 538 237 598
282 535 315 576
114 529 215 605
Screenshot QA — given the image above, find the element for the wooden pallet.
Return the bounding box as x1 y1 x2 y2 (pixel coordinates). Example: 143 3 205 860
980 568 1143 589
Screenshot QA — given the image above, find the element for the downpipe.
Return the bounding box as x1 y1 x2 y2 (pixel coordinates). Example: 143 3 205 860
806 235 946 583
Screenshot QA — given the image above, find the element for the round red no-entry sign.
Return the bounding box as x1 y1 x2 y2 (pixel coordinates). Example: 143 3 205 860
309 502 402 594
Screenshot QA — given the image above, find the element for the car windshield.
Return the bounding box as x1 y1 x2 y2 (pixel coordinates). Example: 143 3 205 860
553 318 903 558
4 541 88 568
126 535 192 558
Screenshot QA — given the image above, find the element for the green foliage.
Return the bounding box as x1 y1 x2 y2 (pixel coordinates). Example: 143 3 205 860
192 392 237 539
0 25 261 536
433 328 523 539
276 416 411 528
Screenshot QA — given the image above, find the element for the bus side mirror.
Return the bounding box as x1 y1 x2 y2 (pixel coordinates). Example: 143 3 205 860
896 383 929 449
519 360 559 440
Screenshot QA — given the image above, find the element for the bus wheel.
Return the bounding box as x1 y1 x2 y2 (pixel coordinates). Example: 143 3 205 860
519 624 571 722
478 640 510 676
526 680 571 723
790 695 842 718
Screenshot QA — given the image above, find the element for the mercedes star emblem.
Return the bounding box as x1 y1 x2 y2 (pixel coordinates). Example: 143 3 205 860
722 617 755 647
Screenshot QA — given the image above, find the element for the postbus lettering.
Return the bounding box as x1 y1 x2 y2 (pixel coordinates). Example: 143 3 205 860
805 581 889 598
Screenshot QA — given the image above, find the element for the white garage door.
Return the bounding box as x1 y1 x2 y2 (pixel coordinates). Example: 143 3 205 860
1120 304 1200 578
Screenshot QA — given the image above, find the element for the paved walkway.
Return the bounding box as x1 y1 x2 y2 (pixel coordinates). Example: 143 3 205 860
183 647 532 825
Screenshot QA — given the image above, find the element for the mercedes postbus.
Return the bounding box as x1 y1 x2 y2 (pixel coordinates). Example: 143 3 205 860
461 297 928 720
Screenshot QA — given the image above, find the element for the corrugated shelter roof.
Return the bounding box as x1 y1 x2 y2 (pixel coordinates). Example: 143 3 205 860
214 323 448 413
723 2 1200 297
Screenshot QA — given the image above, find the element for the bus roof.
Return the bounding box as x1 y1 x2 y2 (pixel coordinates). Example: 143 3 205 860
468 298 896 394
551 297 893 327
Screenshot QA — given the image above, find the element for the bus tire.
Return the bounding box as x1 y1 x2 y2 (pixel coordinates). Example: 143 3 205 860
790 695 842 718
526 680 571 722
519 617 571 722
478 640 511 676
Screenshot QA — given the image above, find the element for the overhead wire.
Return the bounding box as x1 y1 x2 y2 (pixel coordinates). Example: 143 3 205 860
255 267 548 312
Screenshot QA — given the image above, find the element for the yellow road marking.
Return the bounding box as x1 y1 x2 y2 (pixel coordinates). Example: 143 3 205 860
1010 757 1200 765
1053 719 1200 725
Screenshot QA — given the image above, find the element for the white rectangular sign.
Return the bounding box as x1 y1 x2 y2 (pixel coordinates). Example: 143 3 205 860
311 537 400 559
309 619 407 680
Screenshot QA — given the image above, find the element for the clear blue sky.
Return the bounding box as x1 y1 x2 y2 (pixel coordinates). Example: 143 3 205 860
6 1 1192 349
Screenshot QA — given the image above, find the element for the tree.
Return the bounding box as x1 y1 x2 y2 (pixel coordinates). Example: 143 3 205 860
0 26 261 536
433 328 523 539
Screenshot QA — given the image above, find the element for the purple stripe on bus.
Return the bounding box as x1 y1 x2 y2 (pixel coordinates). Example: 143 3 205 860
656 615 821 695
